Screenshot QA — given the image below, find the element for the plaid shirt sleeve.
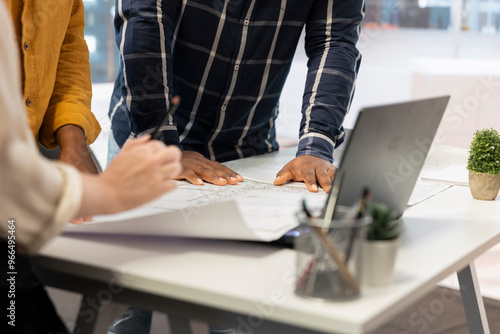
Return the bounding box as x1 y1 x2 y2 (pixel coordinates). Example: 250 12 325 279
114 0 182 146
297 0 364 163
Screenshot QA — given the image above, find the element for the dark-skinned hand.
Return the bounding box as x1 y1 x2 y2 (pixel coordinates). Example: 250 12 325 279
177 151 244 186
274 155 337 193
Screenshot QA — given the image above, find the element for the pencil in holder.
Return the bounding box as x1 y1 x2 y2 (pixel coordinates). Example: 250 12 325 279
294 210 371 300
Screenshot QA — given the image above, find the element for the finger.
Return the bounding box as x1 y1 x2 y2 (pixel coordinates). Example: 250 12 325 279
71 217 84 225
82 216 93 222
328 166 337 180
156 145 182 164
145 140 168 155
218 164 244 182
301 169 318 192
162 161 183 179
160 180 178 194
209 164 239 185
316 169 333 193
196 165 228 186
178 169 204 185
138 134 151 141
218 167 243 184
123 135 149 149
274 167 293 186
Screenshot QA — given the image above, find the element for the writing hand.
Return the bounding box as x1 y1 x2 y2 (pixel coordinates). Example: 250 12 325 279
273 155 337 193
177 151 244 186
78 135 182 216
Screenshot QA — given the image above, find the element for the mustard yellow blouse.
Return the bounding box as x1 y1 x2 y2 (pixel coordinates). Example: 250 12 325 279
6 0 101 148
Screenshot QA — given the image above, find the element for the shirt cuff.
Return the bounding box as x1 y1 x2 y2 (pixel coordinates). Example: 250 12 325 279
296 132 338 163
28 162 82 254
40 103 101 149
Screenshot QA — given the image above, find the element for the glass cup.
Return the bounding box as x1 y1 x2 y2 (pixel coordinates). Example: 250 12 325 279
294 209 371 300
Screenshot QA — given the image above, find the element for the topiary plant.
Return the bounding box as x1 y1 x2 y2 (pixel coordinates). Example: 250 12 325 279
467 128 500 175
365 202 401 241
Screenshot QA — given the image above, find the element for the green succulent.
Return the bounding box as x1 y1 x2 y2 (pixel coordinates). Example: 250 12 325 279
366 202 401 241
467 128 500 175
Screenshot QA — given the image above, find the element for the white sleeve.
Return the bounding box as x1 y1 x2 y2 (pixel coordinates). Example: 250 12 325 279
0 1 83 254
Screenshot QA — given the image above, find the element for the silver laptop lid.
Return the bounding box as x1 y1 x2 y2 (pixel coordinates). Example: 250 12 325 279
335 95 450 216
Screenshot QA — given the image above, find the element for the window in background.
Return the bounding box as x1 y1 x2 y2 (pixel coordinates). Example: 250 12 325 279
83 0 117 83
363 0 500 33
351 0 500 149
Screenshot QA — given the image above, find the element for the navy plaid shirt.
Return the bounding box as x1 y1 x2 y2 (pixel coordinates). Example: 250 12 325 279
109 0 364 163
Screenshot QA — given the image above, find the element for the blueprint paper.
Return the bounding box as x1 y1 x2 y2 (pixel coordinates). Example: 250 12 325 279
223 147 344 185
64 179 327 242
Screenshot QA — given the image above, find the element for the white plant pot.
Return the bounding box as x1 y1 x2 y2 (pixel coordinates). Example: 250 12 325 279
361 238 399 286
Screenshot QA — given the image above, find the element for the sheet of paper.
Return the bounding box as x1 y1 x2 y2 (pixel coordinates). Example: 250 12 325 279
223 146 344 185
223 147 299 185
408 180 451 206
420 164 469 186
64 200 273 240
419 143 469 186
64 179 327 242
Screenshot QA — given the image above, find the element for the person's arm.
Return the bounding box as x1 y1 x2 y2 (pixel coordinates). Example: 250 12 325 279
0 4 83 253
56 124 99 173
39 0 101 173
115 0 242 185
116 0 180 147
2 125 180 254
274 0 364 192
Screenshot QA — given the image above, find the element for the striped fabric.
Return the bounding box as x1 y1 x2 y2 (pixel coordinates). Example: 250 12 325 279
109 0 364 163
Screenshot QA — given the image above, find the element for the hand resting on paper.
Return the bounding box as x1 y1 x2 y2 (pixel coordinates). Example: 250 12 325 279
176 150 244 186
274 155 337 193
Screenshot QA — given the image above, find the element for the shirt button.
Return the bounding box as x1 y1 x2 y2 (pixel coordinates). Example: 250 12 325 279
23 42 29 51
234 64 239 71
221 105 227 111
26 98 32 106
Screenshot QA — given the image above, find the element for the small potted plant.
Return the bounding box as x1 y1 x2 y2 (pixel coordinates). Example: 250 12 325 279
361 202 402 286
467 128 500 200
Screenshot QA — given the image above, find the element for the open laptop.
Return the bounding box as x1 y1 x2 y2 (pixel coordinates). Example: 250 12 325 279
334 95 450 215
276 95 450 246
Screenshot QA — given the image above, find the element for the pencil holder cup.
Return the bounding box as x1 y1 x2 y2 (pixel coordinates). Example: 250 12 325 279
294 210 371 300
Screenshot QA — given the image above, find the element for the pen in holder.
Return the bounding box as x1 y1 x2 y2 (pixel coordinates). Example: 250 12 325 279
294 208 371 300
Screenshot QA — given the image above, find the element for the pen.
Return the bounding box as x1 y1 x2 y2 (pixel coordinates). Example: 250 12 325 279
356 188 371 219
312 225 360 293
344 187 371 264
302 199 313 218
150 95 181 140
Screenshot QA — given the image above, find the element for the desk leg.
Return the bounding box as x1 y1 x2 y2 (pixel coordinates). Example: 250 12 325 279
169 315 195 334
73 296 127 334
457 262 490 334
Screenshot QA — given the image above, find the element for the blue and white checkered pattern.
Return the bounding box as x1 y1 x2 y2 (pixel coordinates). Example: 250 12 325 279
109 0 364 163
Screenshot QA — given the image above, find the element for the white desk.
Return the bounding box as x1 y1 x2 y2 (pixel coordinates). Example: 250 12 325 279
32 185 500 334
